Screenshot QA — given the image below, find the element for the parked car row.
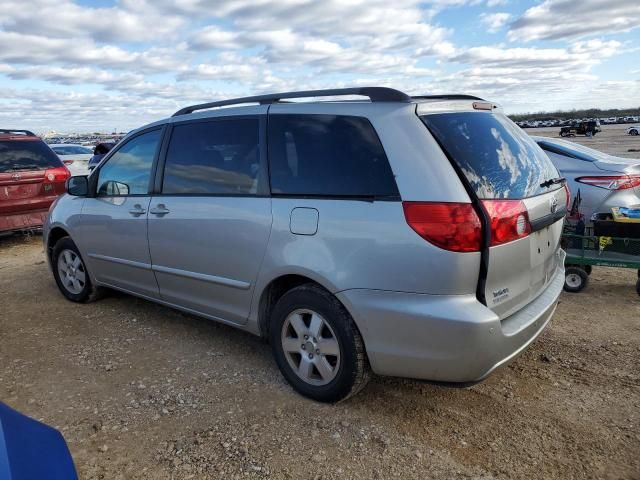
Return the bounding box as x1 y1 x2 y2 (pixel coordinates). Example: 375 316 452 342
517 116 639 129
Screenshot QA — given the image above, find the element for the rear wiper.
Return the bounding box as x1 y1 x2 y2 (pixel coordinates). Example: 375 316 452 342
540 177 566 189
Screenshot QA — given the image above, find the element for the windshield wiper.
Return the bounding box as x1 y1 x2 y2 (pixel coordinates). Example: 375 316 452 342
540 177 566 189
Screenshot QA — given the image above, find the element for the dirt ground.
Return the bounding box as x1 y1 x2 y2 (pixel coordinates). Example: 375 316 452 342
1 127 639 479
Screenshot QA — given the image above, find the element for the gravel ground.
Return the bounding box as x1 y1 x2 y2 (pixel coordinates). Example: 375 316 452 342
1 235 639 480
1 127 639 479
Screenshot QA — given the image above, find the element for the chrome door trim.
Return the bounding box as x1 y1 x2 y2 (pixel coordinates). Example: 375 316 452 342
87 253 152 270
151 264 251 290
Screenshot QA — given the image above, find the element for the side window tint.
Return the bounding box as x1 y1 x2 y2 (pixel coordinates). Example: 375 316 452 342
162 118 261 195
268 114 398 197
97 129 160 196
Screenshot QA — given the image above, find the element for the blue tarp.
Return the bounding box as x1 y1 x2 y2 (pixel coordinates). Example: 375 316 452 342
0 403 77 480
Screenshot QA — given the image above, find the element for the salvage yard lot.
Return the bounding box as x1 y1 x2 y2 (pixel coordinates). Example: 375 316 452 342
1 125 639 479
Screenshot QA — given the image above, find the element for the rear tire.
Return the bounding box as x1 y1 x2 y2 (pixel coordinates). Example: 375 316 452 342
269 284 370 402
630 129 639 136
52 237 104 303
564 267 588 293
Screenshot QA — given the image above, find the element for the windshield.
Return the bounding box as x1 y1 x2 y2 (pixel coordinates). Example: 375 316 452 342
421 112 561 199
0 140 64 172
535 138 611 162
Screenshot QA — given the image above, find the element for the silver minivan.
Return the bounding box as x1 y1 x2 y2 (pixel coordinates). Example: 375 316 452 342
44 88 568 402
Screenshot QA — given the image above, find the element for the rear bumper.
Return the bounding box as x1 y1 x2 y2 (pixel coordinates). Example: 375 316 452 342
337 261 565 383
0 210 48 233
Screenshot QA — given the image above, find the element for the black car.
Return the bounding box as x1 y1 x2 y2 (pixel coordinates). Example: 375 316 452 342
559 120 601 137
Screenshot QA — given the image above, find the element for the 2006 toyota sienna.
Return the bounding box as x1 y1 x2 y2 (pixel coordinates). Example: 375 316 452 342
44 87 568 402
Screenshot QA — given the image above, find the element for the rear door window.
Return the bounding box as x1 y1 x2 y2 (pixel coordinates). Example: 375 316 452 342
0 140 63 173
421 112 560 199
162 118 261 195
268 114 399 198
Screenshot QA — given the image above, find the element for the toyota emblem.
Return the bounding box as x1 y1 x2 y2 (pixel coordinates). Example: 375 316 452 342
549 196 558 214
11 173 21 180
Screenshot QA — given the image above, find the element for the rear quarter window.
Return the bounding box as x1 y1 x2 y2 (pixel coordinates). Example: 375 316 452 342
0 140 63 173
421 112 560 199
268 114 399 198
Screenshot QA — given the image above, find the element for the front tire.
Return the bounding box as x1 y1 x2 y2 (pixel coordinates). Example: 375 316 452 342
269 284 370 402
52 237 103 303
630 129 639 136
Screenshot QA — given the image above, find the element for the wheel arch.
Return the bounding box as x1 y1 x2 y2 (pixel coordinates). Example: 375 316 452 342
46 226 71 262
256 273 365 345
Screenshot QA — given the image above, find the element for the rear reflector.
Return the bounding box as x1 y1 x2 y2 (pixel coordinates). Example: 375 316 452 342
576 175 640 190
403 202 482 252
481 200 531 246
563 183 571 210
44 166 71 183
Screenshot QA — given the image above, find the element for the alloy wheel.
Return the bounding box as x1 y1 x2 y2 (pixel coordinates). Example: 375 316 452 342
280 309 341 386
57 249 86 295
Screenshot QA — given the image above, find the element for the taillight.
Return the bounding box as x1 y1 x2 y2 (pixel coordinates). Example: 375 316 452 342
481 199 531 247
44 166 70 183
576 175 640 190
403 202 482 252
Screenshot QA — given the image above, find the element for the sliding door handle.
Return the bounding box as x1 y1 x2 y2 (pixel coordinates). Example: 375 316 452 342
150 204 170 216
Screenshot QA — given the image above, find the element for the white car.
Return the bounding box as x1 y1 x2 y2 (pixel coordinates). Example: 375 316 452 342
627 126 639 136
49 144 94 175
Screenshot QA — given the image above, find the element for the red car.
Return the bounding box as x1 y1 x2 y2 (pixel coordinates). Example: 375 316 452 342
0 129 70 234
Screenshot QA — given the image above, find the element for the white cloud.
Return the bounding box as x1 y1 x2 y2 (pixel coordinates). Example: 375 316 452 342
480 12 511 33
509 0 640 41
0 0 636 131
0 0 185 42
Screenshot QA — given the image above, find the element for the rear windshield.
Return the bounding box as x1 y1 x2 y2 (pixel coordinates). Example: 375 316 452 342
536 138 610 162
421 112 561 199
0 140 63 173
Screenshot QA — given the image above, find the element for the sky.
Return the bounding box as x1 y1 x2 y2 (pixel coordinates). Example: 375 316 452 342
0 0 638 133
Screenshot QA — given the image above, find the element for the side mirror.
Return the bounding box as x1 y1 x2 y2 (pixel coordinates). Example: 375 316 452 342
67 176 89 196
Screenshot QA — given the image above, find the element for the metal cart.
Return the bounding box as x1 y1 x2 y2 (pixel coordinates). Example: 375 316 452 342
561 233 640 295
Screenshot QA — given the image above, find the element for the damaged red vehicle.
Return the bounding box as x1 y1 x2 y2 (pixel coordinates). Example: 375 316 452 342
0 130 70 234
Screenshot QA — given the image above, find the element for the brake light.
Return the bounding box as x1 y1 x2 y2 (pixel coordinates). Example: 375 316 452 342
563 183 571 210
403 202 482 252
481 199 531 246
44 166 70 183
576 175 640 190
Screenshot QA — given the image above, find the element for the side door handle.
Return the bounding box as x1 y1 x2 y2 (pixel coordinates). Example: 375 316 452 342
149 204 170 216
128 204 147 216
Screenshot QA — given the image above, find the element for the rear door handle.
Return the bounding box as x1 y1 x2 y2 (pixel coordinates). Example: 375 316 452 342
149 204 170 216
128 204 146 216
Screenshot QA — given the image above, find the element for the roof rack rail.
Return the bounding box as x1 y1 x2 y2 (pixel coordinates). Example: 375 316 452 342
0 129 36 136
172 87 411 117
411 95 485 101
